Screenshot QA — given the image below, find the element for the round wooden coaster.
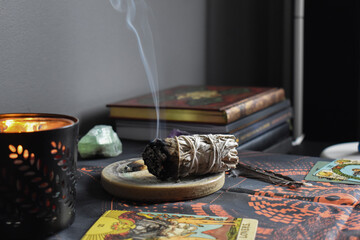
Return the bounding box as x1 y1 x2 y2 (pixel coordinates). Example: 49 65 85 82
101 158 225 202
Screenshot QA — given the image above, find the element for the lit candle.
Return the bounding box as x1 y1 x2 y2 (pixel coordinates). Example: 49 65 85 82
0 113 79 237
0 115 75 133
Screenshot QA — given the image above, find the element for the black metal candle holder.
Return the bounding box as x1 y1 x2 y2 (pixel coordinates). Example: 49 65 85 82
0 113 79 238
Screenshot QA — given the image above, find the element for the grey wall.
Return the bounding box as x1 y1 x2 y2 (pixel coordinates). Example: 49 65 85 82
0 0 206 134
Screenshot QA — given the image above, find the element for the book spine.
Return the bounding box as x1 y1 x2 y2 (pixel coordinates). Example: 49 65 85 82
237 122 291 152
233 107 292 145
114 99 291 136
224 88 286 123
263 136 293 154
227 99 290 133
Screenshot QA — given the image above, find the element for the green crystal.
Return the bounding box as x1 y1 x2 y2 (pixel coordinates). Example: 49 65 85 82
78 125 122 158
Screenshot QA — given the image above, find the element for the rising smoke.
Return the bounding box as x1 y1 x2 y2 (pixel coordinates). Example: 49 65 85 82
110 0 160 138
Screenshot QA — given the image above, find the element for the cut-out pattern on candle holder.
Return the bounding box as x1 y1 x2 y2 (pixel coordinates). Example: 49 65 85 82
2 141 76 224
0 113 79 238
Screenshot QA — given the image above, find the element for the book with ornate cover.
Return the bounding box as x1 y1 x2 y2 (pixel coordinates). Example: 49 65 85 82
81 210 258 240
107 85 285 124
115 100 291 141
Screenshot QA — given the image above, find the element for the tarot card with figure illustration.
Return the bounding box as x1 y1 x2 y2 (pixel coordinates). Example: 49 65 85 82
81 210 258 240
305 161 357 184
313 159 360 183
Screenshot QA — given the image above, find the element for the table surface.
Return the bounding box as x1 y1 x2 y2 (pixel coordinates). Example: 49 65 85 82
46 140 360 240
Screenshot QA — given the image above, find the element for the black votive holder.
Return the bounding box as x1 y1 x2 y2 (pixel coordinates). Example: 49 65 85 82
0 113 79 238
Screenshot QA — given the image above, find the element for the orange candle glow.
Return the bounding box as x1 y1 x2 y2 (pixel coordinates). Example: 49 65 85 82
0 113 79 236
0 116 74 133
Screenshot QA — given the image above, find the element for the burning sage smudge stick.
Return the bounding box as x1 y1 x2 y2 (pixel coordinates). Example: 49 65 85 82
142 134 239 180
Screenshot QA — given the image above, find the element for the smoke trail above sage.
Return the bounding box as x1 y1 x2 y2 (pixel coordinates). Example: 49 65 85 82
110 0 160 138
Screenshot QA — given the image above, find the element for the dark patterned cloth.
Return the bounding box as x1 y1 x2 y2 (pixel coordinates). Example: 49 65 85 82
49 141 360 240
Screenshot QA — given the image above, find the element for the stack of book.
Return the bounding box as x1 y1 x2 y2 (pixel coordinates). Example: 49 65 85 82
107 85 293 153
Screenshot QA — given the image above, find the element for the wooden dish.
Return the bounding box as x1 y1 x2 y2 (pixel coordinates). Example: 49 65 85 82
101 158 225 202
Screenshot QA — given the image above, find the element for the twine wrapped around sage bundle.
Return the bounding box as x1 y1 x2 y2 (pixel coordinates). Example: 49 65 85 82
142 134 239 180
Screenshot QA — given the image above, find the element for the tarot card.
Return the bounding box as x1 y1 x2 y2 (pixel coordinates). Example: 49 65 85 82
81 210 258 240
313 159 360 183
305 161 357 184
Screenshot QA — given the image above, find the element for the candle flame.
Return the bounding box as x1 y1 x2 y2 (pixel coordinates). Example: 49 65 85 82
0 118 73 133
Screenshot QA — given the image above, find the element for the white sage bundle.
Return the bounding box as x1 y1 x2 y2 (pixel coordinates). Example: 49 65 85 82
142 134 239 180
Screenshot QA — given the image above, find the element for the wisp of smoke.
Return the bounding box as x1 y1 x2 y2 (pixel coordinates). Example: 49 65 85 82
110 0 160 138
